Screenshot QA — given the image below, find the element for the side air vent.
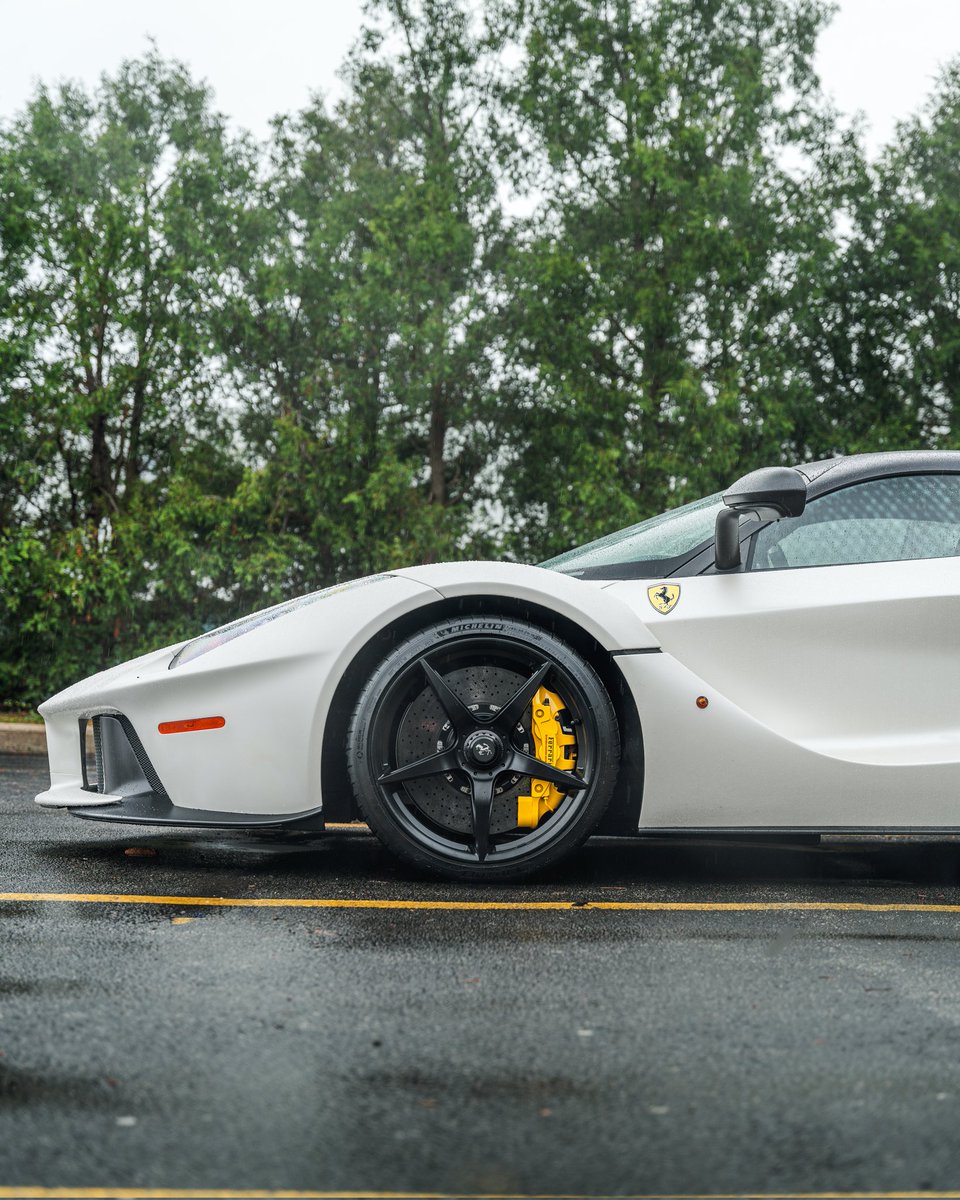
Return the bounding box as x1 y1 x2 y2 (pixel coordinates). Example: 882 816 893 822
93 715 105 790
82 715 168 800
80 717 102 792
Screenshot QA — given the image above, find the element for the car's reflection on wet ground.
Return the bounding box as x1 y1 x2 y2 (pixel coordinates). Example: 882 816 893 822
35 821 960 904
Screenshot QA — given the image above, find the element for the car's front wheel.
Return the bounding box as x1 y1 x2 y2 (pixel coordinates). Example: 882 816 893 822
347 616 620 881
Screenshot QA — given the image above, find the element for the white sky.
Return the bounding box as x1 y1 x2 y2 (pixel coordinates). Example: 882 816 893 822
1 0 959 155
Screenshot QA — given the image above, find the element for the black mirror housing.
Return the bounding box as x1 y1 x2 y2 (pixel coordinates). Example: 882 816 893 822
722 466 807 519
714 466 807 571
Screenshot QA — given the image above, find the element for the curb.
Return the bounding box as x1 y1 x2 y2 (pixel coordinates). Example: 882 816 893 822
0 722 46 755
1 722 100 758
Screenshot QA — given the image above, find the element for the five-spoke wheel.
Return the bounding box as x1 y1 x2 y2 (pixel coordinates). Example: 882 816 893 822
348 616 620 880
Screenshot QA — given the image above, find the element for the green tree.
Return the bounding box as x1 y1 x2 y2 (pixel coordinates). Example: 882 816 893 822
0 52 255 701
219 0 508 598
493 0 854 557
8 5 951 709
804 62 960 455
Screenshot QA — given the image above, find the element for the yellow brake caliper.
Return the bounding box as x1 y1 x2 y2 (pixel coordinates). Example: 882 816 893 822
516 686 577 829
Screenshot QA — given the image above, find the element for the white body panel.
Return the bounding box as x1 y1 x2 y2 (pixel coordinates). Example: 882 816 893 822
35 549 960 832
37 575 444 815
394 561 659 652
609 555 960 827
35 563 655 819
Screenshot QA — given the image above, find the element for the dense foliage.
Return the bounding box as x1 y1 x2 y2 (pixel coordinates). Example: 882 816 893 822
1 0 958 704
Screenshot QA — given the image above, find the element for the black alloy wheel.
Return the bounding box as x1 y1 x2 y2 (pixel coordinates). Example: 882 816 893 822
347 616 620 881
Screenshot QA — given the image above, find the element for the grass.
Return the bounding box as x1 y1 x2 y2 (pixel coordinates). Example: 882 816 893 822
0 710 43 724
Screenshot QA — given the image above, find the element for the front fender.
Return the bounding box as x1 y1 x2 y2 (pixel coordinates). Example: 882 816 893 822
393 561 659 652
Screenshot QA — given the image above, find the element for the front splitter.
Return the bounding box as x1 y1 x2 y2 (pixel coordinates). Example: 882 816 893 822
69 791 325 831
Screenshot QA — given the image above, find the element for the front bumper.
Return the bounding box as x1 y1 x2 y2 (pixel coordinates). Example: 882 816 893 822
34 572 444 821
33 631 330 820
35 712 167 809
36 709 326 829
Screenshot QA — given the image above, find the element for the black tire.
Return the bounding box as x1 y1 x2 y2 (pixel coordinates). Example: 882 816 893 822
347 615 620 881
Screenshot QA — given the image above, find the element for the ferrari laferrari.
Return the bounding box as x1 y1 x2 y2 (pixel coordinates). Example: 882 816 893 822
36 451 960 879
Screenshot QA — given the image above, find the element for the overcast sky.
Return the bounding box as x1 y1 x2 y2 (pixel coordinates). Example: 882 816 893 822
1 1 958 155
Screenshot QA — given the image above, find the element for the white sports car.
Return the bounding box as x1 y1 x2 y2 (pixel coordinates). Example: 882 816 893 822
35 450 960 879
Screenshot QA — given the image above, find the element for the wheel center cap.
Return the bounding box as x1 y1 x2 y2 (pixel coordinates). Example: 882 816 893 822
463 729 503 768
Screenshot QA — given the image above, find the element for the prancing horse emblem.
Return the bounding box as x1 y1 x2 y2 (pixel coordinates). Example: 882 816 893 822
647 584 680 615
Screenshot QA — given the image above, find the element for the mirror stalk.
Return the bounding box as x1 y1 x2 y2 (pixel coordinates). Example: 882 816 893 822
714 508 743 572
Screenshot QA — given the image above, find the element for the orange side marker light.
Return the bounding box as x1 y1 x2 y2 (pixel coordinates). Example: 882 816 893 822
696 696 709 710
158 716 226 735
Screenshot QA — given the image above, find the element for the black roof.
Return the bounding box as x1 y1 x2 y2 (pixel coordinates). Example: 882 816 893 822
793 450 960 496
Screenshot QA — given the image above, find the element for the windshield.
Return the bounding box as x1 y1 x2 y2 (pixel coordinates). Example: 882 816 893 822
541 492 724 577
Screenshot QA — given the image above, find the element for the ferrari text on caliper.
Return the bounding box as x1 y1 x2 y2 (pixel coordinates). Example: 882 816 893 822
516 687 578 828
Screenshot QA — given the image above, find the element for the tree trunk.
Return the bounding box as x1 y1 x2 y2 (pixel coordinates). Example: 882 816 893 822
88 407 112 524
428 380 446 505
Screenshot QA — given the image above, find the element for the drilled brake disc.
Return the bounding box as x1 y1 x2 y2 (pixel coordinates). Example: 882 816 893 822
395 665 532 835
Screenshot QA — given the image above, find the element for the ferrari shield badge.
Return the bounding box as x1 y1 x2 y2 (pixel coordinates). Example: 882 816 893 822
647 584 680 615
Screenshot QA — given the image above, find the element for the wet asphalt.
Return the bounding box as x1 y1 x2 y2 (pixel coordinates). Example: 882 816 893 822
4 754 960 1198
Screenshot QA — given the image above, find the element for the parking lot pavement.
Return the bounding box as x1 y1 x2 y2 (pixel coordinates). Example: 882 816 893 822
4 754 960 1200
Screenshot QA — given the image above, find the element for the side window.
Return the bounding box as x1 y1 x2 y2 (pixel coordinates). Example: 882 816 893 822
749 475 960 571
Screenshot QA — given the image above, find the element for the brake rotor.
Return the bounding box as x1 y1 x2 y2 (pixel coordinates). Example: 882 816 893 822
395 664 532 835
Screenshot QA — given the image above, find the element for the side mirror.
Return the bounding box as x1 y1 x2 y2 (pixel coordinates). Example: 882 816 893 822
714 467 807 572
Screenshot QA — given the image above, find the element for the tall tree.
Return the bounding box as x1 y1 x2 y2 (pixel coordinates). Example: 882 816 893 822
805 62 960 455
219 0 508 597
494 0 853 557
0 52 255 700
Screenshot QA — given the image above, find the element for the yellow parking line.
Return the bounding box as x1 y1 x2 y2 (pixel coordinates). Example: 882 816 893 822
2 893 960 913
2 1189 960 1199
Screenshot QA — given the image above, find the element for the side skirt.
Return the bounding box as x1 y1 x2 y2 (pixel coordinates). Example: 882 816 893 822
68 792 325 832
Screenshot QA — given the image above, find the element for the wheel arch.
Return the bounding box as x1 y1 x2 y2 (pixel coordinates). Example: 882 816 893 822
320 593 644 833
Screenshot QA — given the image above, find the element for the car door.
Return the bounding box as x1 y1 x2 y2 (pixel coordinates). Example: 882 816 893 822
605 472 960 828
